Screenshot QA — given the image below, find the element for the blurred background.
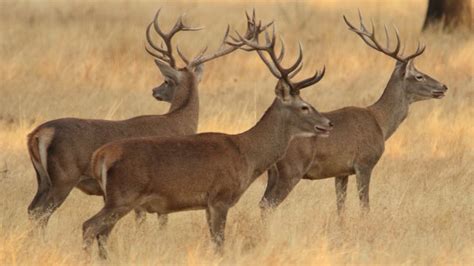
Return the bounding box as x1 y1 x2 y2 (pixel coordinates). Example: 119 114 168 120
0 0 472 265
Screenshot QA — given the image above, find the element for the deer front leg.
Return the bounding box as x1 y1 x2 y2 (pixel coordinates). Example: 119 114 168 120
259 163 303 219
206 203 229 254
355 167 372 215
134 209 146 226
157 213 168 229
335 176 349 215
259 165 279 218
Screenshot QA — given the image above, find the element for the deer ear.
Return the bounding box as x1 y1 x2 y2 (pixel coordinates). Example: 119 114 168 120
275 81 292 101
404 59 416 79
155 59 180 82
193 64 204 83
396 59 417 79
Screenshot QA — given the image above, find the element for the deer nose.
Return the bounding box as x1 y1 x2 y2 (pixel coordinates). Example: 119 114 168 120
442 85 448 91
329 121 334 128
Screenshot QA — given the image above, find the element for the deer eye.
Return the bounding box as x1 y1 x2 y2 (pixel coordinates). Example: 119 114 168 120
301 106 310 112
415 75 424 81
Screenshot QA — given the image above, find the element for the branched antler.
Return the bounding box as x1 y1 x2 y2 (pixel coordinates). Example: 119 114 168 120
187 9 273 68
145 8 272 69
232 23 325 92
145 8 203 68
343 10 425 63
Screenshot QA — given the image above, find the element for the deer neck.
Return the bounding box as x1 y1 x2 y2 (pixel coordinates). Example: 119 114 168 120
236 99 294 186
167 77 200 132
369 71 409 140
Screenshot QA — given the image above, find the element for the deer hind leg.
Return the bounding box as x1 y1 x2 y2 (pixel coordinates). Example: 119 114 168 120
355 167 372 215
28 161 55 229
206 203 229 255
28 172 77 229
335 176 349 216
83 205 132 259
28 170 51 227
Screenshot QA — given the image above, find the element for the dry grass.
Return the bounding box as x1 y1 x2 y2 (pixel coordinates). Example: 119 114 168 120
0 0 473 265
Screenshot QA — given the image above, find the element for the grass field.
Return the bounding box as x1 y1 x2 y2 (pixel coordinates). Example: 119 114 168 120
0 0 473 265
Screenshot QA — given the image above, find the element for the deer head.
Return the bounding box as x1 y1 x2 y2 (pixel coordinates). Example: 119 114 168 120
232 24 333 137
146 9 271 103
344 11 448 103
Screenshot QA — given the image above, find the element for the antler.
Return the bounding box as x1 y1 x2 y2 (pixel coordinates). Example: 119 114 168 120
186 9 273 68
233 24 325 91
145 8 203 68
343 10 425 63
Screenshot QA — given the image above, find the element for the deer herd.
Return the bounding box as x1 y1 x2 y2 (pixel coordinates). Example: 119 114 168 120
26 8 447 259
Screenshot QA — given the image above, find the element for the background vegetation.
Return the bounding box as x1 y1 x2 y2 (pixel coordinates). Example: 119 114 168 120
0 0 472 264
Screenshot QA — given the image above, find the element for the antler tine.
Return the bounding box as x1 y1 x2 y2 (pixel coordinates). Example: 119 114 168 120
176 46 190 65
293 66 326 91
287 42 303 74
256 50 283 79
194 46 209 61
152 8 165 36
392 25 402 56
277 36 285 62
245 10 251 22
384 24 390 50
260 21 274 33
189 11 270 67
263 25 277 49
288 61 303 79
145 45 171 63
146 22 167 54
403 41 426 62
222 24 231 44
168 14 204 39
358 9 366 31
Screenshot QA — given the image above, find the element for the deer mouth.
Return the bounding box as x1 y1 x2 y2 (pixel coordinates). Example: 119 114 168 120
314 126 331 138
153 93 164 101
431 90 445 99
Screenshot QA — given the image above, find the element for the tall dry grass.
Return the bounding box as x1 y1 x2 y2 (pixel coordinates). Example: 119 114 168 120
0 0 473 265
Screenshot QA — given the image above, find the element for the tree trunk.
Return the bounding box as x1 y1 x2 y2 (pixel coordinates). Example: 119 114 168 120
423 0 472 31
